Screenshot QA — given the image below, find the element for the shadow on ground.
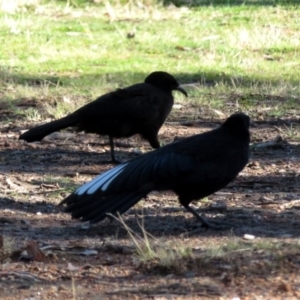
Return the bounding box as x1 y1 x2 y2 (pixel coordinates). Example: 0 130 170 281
1 193 300 239
1 68 300 92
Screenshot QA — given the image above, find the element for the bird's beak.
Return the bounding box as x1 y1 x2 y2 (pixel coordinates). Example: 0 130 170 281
175 86 188 97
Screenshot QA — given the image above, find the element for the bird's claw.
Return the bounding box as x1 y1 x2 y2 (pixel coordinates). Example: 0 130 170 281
200 220 234 230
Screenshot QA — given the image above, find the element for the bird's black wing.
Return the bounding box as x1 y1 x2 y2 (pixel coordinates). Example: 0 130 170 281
78 83 172 121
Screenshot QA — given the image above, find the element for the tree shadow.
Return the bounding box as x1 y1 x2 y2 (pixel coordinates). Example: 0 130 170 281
162 0 299 7
2 68 300 124
2 68 300 91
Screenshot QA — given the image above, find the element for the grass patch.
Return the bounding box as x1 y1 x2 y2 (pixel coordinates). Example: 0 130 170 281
116 215 193 274
40 175 78 198
111 220 300 277
114 215 300 277
193 237 300 277
0 1 299 122
275 123 300 141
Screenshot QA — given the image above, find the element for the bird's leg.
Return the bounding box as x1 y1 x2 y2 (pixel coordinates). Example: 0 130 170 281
108 136 122 164
145 133 160 149
183 205 213 228
183 204 234 230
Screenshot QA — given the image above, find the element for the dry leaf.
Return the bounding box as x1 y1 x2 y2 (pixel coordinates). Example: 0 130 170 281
23 241 47 262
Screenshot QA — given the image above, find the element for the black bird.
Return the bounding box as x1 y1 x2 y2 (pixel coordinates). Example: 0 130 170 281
60 113 250 229
19 71 187 163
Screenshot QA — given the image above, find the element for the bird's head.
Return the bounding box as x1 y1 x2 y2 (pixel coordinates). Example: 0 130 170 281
222 113 250 137
145 71 188 97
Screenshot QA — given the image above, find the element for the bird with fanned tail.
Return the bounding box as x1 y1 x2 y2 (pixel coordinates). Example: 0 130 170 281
60 113 250 229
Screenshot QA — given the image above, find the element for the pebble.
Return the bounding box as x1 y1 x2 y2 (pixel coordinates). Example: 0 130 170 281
243 234 255 240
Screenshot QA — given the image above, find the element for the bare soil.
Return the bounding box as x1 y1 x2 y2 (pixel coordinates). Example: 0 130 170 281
1 107 300 299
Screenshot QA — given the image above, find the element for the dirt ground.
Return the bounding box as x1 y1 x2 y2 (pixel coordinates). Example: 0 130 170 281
1 105 300 299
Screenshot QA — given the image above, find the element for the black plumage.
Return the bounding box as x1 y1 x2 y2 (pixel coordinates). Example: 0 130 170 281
60 113 250 228
19 71 187 163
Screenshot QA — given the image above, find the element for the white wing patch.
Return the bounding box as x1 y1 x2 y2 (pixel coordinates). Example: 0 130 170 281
76 163 128 196
101 169 124 192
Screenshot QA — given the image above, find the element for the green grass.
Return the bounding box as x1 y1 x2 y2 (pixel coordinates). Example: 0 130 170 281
1 0 300 119
115 214 193 274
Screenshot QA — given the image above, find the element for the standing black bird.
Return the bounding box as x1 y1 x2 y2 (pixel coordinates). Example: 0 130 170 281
60 113 250 228
19 71 187 163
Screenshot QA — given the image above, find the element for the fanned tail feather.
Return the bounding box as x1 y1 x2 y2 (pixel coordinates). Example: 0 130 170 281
63 190 148 223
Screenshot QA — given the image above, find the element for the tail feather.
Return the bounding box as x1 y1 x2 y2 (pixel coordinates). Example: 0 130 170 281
110 192 148 217
63 192 104 214
78 194 123 222
62 190 147 223
67 195 109 219
19 114 79 142
86 191 147 223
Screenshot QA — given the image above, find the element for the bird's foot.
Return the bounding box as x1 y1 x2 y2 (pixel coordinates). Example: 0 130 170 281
181 220 234 237
200 219 235 230
184 206 235 230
